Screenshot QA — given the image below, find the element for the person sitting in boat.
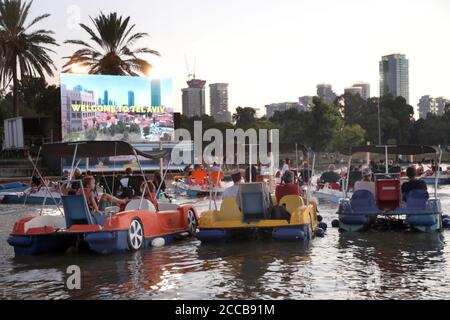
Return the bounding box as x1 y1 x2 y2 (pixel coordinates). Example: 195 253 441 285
153 171 167 196
354 168 376 197
299 161 312 185
318 164 341 189
61 170 70 182
141 180 159 210
401 167 428 202
119 167 135 199
80 176 126 213
70 168 83 191
222 172 242 199
31 175 43 192
275 171 282 184
281 159 291 175
245 165 258 183
275 171 302 204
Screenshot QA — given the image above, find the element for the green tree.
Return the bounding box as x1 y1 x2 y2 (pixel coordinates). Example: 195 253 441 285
0 0 58 116
306 97 342 151
233 107 257 129
334 124 366 151
63 12 160 75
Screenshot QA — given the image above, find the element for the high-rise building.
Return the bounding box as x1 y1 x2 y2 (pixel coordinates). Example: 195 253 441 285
151 79 162 107
344 86 363 97
128 91 135 107
379 54 409 103
417 95 449 119
418 95 434 119
435 97 449 116
265 102 301 119
210 83 231 123
182 79 207 117
298 96 314 111
103 90 109 105
317 84 337 104
351 82 371 100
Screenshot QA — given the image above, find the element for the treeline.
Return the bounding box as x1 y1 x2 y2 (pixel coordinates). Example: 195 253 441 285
181 95 450 152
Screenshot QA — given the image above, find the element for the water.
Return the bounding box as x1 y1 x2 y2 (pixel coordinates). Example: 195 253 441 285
1 188 450 300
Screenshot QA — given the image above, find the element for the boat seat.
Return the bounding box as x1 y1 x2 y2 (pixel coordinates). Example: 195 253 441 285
158 203 180 211
238 183 271 221
125 199 156 212
376 179 401 210
215 198 242 221
279 195 305 214
395 189 430 214
61 195 95 228
350 190 381 214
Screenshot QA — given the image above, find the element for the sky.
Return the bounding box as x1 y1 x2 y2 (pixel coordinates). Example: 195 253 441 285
61 73 153 106
60 74 174 108
36 0 450 116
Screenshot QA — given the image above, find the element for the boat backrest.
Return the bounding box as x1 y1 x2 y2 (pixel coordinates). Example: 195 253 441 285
279 195 305 214
216 198 242 221
238 183 270 221
351 190 377 210
62 195 94 227
376 179 401 210
125 199 155 212
405 189 429 210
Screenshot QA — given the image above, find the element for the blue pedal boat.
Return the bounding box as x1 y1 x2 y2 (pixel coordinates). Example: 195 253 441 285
337 145 444 233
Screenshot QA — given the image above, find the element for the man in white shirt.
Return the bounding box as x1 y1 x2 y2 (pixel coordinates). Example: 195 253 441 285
222 172 242 199
281 159 291 175
354 168 376 197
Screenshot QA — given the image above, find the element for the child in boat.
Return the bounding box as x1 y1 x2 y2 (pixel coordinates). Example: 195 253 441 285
80 176 126 213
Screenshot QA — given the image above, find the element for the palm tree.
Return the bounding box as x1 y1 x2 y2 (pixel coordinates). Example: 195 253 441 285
0 0 58 116
63 12 160 76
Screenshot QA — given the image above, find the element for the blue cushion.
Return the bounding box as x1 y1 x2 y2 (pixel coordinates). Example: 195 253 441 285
350 190 381 214
405 189 429 210
62 195 94 227
242 192 265 220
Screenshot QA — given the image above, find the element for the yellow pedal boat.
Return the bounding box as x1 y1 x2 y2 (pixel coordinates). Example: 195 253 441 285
197 183 320 242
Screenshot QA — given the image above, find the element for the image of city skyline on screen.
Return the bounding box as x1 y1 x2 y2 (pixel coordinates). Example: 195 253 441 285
60 73 174 143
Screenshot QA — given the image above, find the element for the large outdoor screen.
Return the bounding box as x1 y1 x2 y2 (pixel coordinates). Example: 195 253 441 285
60 73 174 143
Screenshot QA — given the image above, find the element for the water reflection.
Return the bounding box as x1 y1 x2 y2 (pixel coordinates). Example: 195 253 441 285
337 232 447 299
1 190 450 299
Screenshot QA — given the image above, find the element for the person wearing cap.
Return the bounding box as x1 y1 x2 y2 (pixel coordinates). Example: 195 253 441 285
222 171 243 199
354 168 376 197
401 167 428 202
275 171 301 204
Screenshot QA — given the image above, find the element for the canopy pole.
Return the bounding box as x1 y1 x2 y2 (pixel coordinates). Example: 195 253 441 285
156 159 172 201
68 144 79 182
385 146 389 175
307 153 316 206
27 155 64 216
345 156 352 198
435 146 442 198
133 149 147 211
112 143 117 197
